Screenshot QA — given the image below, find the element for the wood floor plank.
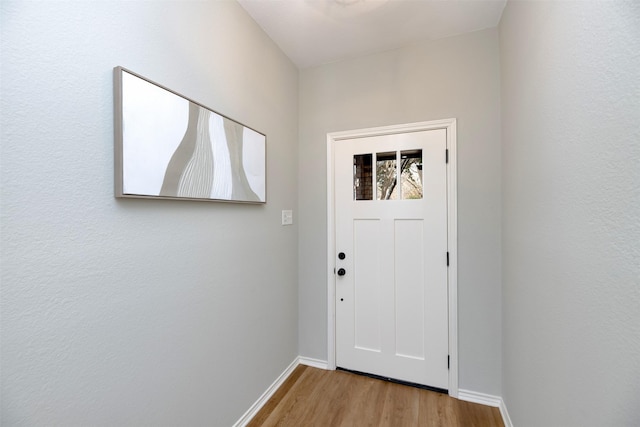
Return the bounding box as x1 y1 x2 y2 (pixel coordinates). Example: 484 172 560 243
248 367 504 427
378 381 418 427
247 365 308 427
418 388 447 427
337 374 387 427
253 366 327 426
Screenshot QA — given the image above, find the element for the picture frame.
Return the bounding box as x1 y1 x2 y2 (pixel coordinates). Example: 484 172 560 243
113 66 266 203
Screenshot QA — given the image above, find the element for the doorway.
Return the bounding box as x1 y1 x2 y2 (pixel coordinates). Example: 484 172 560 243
326 119 458 397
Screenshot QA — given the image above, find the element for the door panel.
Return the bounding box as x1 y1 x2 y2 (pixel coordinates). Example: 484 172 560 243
394 219 425 360
353 219 382 352
335 129 448 389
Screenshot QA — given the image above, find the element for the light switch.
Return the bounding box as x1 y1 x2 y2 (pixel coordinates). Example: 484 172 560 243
281 210 293 225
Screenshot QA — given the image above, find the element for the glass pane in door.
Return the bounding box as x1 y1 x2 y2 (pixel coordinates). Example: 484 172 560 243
353 154 373 200
401 150 423 199
376 151 398 200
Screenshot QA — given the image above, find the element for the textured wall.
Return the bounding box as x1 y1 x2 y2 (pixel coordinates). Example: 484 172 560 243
298 29 503 395
0 1 298 425
500 1 640 425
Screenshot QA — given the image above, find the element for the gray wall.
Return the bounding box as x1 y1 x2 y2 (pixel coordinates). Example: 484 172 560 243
0 1 298 425
500 1 640 425
298 28 503 395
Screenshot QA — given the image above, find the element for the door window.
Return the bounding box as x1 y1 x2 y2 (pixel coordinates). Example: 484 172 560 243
353 150 423 201
353 154 373 200
376 151 398 200
400 150 423 200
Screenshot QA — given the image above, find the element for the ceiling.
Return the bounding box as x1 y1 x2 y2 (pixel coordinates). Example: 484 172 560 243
237 0 507 69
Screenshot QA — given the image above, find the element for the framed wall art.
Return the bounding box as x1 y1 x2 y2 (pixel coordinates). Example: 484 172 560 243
113 66 266 203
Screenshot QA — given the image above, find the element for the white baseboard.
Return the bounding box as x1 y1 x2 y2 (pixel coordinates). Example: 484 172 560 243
298 356 329 370
458 389 501 407
458 389 513 427
232 357 300 427
499 398 513 427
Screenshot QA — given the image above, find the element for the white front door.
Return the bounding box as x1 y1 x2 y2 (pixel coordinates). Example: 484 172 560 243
334 129 449 389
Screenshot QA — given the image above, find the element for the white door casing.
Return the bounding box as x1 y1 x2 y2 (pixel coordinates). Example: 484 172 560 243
326 119 458 397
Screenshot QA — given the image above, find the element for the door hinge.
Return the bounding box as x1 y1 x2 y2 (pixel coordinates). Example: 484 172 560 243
445 149 449 163
446 252 449 267
448 355 450 370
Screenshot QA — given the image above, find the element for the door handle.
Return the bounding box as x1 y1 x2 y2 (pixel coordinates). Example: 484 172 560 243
337 268 346 276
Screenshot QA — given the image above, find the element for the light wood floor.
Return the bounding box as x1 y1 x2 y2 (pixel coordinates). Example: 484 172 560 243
248 365 504 427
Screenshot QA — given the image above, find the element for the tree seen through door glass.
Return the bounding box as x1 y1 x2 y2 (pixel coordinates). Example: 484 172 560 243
376 152 398 200
401 150 423 199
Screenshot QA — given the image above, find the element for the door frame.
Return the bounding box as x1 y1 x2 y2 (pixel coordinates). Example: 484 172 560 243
326 118 458 398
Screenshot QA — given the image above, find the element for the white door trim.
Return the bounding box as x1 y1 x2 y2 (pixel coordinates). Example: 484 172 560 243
326 118 458 398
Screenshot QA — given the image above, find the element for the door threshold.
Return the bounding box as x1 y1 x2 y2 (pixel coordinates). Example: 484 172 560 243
336 367 448 395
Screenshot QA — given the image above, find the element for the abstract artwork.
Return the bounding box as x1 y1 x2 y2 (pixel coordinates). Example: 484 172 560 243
114 67 266 203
